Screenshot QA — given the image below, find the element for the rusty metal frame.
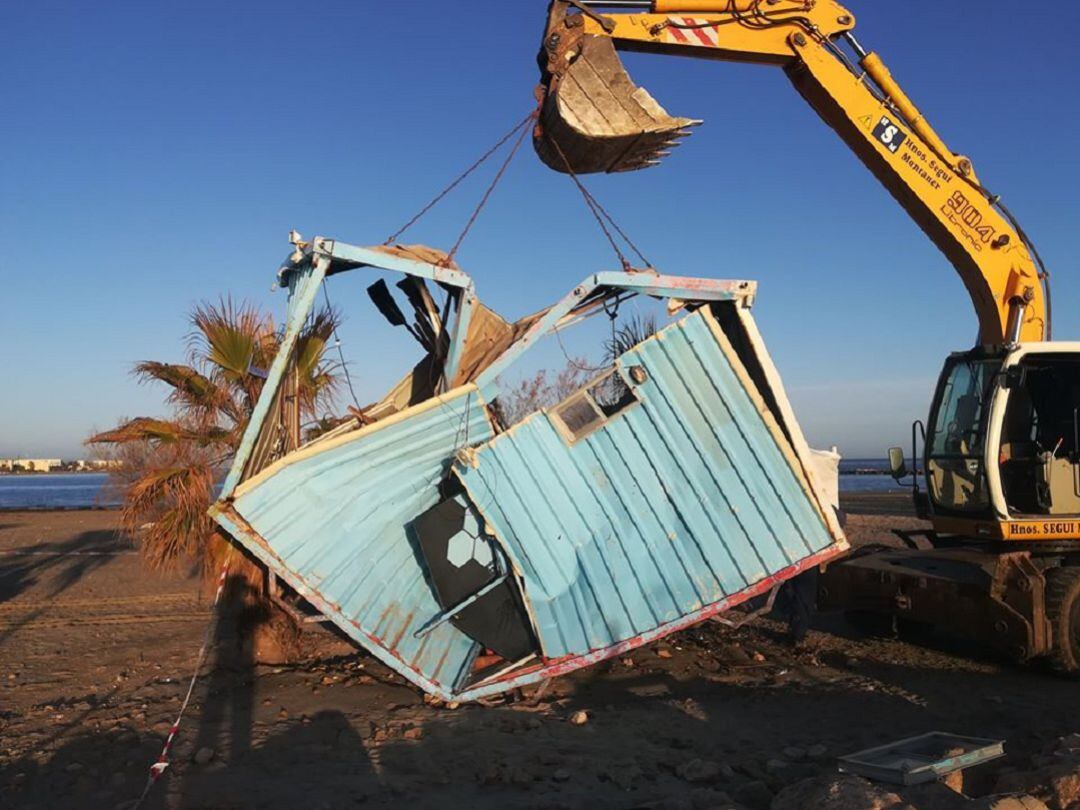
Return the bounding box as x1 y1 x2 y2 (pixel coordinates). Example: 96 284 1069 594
267 569 331 625
711 583 780 629
474 271 757 398
218 235 478 500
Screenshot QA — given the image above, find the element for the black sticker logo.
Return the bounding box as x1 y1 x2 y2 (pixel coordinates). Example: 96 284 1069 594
872 115 907 153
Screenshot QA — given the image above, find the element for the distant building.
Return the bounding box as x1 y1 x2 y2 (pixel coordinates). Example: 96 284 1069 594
23 459 62 472
71 459 121 471
0 458 63 472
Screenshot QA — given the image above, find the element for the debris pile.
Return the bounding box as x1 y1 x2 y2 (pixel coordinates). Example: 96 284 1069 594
993 735 1080 810
772 733 1080 810
772 773 1049 809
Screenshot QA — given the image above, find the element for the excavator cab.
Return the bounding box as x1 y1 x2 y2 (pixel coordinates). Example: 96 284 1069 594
921 347 1080 536
535 1 699 174
994 352 1080 520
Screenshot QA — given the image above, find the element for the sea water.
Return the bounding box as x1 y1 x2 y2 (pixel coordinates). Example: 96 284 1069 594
0 473 120 510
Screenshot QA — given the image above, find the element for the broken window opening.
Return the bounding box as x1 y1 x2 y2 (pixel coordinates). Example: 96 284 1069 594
554 393 604 438
590 366 639 415
410 494 541 686
491 297 666 436
551 368 642 443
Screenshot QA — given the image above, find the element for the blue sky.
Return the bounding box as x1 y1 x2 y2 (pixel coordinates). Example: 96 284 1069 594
2 1 1077 460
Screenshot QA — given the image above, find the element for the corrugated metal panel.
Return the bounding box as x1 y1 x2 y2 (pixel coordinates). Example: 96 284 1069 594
456 308 835 659
222 387 494 692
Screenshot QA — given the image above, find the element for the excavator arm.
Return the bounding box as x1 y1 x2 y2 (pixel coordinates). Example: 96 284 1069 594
535 0 1049 345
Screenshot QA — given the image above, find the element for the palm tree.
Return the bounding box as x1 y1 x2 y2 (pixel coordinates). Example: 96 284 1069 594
90 299 340 657
593 313 657 409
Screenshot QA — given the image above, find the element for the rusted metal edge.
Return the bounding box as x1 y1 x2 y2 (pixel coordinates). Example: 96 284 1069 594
215 492 845 701
454 540 846 702
209 502 463 701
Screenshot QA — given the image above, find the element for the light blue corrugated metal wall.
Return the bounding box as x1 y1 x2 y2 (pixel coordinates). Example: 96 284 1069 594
456 309 832 659
230 387 493 690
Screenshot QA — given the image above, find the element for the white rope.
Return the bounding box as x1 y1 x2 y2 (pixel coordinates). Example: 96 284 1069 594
131 551 233 809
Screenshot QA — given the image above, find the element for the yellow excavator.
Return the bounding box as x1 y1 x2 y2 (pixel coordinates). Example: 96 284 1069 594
534 0 1080 672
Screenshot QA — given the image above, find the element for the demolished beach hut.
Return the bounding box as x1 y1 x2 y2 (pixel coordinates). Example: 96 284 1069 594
210 234 847 701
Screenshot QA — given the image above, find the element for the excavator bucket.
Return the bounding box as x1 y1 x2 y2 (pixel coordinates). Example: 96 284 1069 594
535 33 701 174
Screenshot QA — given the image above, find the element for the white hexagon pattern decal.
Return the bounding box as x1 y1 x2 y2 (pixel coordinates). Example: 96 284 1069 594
446 533 494 569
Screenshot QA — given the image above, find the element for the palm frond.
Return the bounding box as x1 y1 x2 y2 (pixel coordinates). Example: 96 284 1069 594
188 297 274 382
133 361 243 424
88 417 231 447
603 314 657 364
120 461 216 570
125 463 214 521
94 295 340 583
292 306 342 413
294 309 337 376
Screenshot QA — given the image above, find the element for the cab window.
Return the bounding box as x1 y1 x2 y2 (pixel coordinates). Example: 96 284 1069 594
926 358 997 512
1000 355 1080 516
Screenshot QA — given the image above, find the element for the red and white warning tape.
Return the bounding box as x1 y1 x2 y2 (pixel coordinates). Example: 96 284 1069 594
666 17 722 47
132 555 232 809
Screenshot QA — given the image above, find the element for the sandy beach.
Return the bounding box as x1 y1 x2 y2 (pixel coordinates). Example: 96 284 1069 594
2 501 1079 809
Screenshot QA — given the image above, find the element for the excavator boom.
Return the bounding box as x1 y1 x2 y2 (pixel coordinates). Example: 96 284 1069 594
534 0 1049 346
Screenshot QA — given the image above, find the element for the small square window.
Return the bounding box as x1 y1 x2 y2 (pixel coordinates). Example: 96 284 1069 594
553 394 604 439
551 369 640 442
